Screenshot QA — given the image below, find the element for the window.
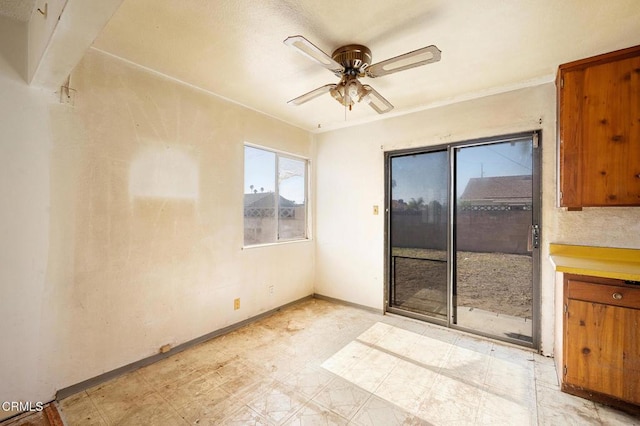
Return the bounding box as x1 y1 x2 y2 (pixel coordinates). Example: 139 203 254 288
244 145 308 246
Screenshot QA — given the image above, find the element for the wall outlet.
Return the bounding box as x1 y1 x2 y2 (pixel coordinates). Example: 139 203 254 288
234 298 240 310
373 205 379 215
269 285 274 295
159 344 171 354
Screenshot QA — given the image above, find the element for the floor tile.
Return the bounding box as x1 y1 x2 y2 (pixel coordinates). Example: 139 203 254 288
311 377 371 420
415 373 483 424
489 342 535 366
283 400 349 425
156 369 225 410
356 322 394 346
220 405 272 426
58 392 107 425
136 353 199 388
376 358 438 414
247 382 308 425
281 365 335 399
351 395 432 426
341 348 397 392
40 298 640 426
476 389 536 425
97 391 186 425
533 354 559 389
535 382 600 425
453 335 493 355
439 344 491 388
402 334 453 370
483 356 535 408
594 403 640 425
373 325 421 354
217 365 268 398
176 388 244 425
320 341 371 376
418 322 460 344
85 371 157 421
247 353 305 382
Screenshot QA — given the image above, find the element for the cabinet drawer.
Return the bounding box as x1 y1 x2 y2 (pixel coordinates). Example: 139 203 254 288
567 279 640 309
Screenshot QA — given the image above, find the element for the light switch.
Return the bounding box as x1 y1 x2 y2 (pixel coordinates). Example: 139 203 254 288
373 205 379 215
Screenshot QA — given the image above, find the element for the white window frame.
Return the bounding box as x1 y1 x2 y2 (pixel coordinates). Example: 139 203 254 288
243 143 310 248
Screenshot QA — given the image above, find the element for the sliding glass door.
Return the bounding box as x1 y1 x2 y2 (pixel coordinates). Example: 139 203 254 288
388 150 449 322
453 138 536 343
386 133 540 347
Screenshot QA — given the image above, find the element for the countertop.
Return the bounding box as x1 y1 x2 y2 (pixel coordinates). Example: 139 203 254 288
549 243 640 282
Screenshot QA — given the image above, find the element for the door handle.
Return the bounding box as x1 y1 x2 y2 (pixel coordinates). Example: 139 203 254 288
528 224 540 251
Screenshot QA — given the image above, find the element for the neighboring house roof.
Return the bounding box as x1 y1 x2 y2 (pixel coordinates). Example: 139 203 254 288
460 175 532 204
244 192 296 208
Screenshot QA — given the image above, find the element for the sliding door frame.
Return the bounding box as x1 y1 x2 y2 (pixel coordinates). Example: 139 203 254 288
384 147 450 327
384 130 542 350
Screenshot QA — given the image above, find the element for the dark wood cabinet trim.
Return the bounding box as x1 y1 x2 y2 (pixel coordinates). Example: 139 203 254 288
558 45 640 74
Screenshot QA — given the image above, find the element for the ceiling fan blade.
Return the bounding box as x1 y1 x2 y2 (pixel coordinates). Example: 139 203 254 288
287 84 337 106
284 35 344 74
366 45 441 78
361 85 394 114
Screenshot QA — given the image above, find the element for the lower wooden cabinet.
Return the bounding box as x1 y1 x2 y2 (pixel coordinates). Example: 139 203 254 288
563 274 640 412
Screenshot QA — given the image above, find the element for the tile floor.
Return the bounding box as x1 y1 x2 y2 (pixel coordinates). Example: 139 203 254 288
54 298 637 425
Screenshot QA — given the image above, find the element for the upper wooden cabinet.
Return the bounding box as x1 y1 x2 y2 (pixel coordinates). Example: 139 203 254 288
557 45 640 207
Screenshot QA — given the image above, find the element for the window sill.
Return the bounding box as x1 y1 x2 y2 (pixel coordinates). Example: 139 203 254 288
242 238 313 250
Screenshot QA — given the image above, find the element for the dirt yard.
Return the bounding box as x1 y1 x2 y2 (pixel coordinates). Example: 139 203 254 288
391 247 532 319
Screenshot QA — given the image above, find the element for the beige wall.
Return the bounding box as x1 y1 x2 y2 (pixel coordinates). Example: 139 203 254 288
0 24 53 419
0 15 27 81
314 82 640 357
0 48 314 417
45 48 315 389
26 0 67 83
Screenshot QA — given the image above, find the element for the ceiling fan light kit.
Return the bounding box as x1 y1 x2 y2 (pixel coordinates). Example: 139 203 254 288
284 35 441 115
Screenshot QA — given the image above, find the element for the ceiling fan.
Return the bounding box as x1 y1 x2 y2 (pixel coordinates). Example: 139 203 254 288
284 35 441 114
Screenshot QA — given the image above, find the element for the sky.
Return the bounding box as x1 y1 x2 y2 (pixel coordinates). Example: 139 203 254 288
391 138 533 203
244 146 306 204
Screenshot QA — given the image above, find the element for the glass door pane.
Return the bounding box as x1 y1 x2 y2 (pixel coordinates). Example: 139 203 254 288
453 138 534 343
389 150 448 320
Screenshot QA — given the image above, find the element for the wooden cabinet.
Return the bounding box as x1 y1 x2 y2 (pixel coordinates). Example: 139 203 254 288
563 274 640 413
557 45 640 208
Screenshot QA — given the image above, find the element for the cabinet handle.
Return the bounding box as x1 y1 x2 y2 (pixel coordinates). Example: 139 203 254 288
612 292 623 300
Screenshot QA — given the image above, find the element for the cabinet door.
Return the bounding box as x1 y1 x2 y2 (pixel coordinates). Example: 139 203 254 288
581 55 640 205
558 67 585 207
624 306 640 404
559 51 640 207
565 299 640 404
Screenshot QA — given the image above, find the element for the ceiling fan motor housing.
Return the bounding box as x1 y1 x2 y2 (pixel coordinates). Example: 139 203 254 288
332 44 372 75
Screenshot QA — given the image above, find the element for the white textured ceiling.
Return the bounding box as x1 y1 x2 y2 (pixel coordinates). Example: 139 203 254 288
91 0 640 132
0 0 36 22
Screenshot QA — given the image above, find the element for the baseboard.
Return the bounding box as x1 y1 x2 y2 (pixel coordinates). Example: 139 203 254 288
312 293 383 315
56 295 313 400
